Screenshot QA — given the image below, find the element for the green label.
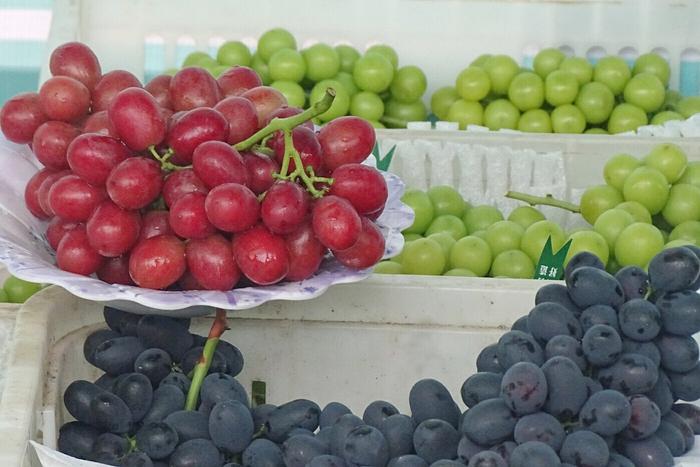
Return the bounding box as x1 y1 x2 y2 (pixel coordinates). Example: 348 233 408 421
534 236 573 280
372 142 396 171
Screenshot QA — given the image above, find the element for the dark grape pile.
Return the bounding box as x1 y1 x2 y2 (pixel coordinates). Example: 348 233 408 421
0 42 389 291
58 248 700 466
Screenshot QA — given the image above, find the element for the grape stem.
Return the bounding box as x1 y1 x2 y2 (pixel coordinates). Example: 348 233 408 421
148 146 191 171
505 191 581 213
273 129 334 198
185 309 228 411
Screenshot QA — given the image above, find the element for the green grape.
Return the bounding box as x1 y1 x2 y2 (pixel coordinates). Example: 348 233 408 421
483 99 520 130
365 44 398 69
622 166 670 215
575 82 614 125
606 256 622 275
664 239 695 249
669 221 700 244
662 183 700 227
271 81 306 108
472 230 488 240
520 220 566 264
251 53 271 84
401 238 446 275
533 48 565 79
593 56 631 95
211 65 230 78
559 57 593 85
401 189 434 234
565 230 609 266
603 153 641 191
551 104 586 134
335 44 360 73
471 54 492 67
374 261 402 274
584 128 608 134
268 48 306 83
580 184 624 224
508 206 546 230
428 232 457 270
660 229 670 243
616 201 652 224
431 86 460 120
678 161 700 186
508 72 545 111
353 53 394 93
593 208 635 250
428 185 466 217
257 28 297 62
623 73 665 113
3 276 42 303
350 91 384 121
368 120 385 129
303 44 340 82
607 103 648 134
163 68 179 76
309 79 350 121
545 70 579 106
384 99 427 126
483 55 520 95
425 215 467 240
490 250 535 279
456 66 491 101
463 205 504 234
614 223 665 267
484 221 525 257
0 289 7 302
449 236 493 277
333 71 358 96
217 41 252 67
390 65 427 103
518 109 552 133
446 100 483 129
183 51 217 68
633 53 671 87
644 143 688 183
403 233 423 242
664 89 682 110
676 96 700 118
651 111 684 125
444 268 477 277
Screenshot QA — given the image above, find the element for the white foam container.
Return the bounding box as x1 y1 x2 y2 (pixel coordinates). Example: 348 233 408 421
42 0 700 98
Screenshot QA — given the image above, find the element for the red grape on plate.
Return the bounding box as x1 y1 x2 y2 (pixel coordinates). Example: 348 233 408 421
91 70 142 112
48 174 106 222
162 169 208 208
37 169 71 216
144 74 173 109
166 107 229 165
108 87 166 151
46 216 79 250
97 255 133 285
261 181 310 235
332 217 385 269
128 234 185 289
204 183 259 233
186 234 241 291
329 163 388 215
25 168 55 219
318 116 376 171
49 41 102 91
67 133 131 186
269 126 323 175
233 224 289 285
82 110 118 137
217 66 262 97
285 223 326 281
169 192 216 239
106 157 163 210
312 195 362 251
32 121 81 170
56 226 104 275
241 86 287 126
213 96 259 144
86 200 141 257
192 141 248 189
170 67 222 111
139 210 174 241
0 92 48 144
242 151 279 195
38 76 91 123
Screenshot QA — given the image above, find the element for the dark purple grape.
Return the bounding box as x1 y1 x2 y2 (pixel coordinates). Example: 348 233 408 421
500 361 547 415
510 441 561 467
309 455 348 467
141 384 186 425
615 266 649 300
103 306 141 335
94 373 118 391
134 348 172 385
541 356 587 421
656 333 699 373
528 302 582 343
169 438 223 467
456 434 485 464
535 283 580 315
159 372 191 394
461 372 502 408
90 432 129 464
672 402 700 434
242 438 284 467
466 451 506 467
201 372 249 408
496 331 544 369
320 402 351 428
579 389 631 436
583 376 603 397
655 289 700 336
476 343 502 373
164 410 210 442
428 461 462 467
121 451 154 467
210 400 254 453
83 329 120 365
388 455 427 467
617 435 674 467
667 362 700 401
288 428 314 437
460 398 517 446
645 370 674 416
582 324 622 367
181 346 227 375
264 399 321 443
57 421 101 460
135 422 179 460
283 434 329 467
544 335 586 370
89 391 132 433
560 430 609 467
408 379 460 428
413 418 460 463
363 400 399 428
648 246 700 293
511 315 529 332
621 395 661 440
379 414 415 459
253 403 277 433
343 425 389 467
137 315 193 361
113 372 153 422
513 412 565 451
93 336 147 376
565 252 605 283
489 440 516 463
621 339 661 366
579 304 620 334
655 420 686 456
606 453 634 467
64 380 104 425
618 299 661 342
567 266 624 309
217 339 244 376
662 410 695 451
330 414 363 456
597 353 658 395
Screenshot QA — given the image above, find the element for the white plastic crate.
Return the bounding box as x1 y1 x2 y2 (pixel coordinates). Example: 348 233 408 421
41 0 700 99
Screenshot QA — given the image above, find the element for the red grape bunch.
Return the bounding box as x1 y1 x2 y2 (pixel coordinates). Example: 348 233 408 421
0 42 390 291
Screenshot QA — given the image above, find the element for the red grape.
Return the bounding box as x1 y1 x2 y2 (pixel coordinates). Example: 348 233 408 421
108 87 167 151
213 96 259 144
67 133 131 186
186 234 241 290
285 223 326 281
312 195 362 250
46 216 79 250
269 126 323 174
329 163 387 215
0 92 47 144
92 70 142 112
31 121 80 170
139 210 174 241
38 76 91 123
24 168 54 219
217 66 262 97
37 169 71 216
144 74 173 109
166 107 229 165
169 67 221 111
242 151 279 195
204 183 259 233
48 174 106 222
332 217 385 269
86 200 141 257
241 86 287 126
49 42 102 91
169 192 216 239
97 255 133 285
82 110 118 137
178 270 203 290
192 141 248 188
318 116 376 171
128 235 185 289
232 224 289 285
106 157 163 210
261 181 310 235
56 226 104 275
162 169 208 207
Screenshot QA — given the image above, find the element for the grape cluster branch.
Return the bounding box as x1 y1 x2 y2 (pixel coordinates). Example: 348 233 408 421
185 309 229 411
506 191 581 213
